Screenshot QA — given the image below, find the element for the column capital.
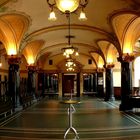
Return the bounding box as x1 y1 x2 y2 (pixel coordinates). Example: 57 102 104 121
105 63 115 69
97 68 104 72
37 68 45 73
117 53 135 62
7 55 21 65
27 65 37 72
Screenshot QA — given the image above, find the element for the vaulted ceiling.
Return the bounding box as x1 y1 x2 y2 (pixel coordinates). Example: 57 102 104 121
0 0 140 72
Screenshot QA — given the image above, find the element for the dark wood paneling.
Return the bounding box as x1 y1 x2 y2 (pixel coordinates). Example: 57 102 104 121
62 75 75 94
114 87 121 99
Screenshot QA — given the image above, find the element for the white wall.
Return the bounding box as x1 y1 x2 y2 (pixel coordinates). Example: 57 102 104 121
134 57 140 87
113 71 121 87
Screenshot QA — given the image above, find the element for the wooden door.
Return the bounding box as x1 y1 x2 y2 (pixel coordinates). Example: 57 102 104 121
62 75 75 96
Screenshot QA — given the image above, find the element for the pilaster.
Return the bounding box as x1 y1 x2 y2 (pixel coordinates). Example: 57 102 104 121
8 55 21 109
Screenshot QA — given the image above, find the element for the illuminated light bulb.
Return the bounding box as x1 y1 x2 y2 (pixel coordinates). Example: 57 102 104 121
75 52 79 56
48 11 57 21
56 0 79 13
79 10 87 21
0 62 2 67
66 54 69 58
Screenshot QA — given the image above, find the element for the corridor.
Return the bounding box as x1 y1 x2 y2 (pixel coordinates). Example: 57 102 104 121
0 97 140 140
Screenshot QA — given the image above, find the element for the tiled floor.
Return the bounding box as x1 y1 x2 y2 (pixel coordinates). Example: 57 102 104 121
0 97 140 140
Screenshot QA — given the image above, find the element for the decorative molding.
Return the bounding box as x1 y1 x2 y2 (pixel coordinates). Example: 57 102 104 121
106 63 115 69
97 68 104 72
0 69 8 73
7 55 21 65
117 53 135 62
27 65 37 72
82 69 97 73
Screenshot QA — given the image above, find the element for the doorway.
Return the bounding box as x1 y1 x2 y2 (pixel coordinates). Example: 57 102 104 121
62 73 79 97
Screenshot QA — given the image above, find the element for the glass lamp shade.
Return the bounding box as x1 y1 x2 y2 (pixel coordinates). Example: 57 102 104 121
65 48 74 55
66 60 73 67
67 67 74 71
62 45 79 58
62 47 74 58
56 0 80 13
65 58 76 68
48 11 57 21
75 51 79 56
79 11 87 21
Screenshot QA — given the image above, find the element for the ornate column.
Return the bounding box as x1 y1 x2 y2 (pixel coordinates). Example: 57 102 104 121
104 64 115 101
8 55 21 109
97 68 104 97
37 70 46 98
118 53 134 111
93 72 98 93
77 72 80 97
80 72 83 96
27 65 37 98
58 73 62 97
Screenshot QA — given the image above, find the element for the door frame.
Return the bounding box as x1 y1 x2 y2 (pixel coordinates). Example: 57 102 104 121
62 73 80 97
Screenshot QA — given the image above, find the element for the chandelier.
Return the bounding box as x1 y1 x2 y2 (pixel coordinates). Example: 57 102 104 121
65 58 76 67
61 10 79 58
67 67 75 71
61 36 79 58
65 58 76 71
47 0 88 58
47 0 88 21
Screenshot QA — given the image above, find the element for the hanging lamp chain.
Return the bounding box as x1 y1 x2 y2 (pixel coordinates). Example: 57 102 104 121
65 11 71 45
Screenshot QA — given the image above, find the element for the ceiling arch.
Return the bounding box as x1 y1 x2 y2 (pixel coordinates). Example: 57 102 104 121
0 0 140 71
25 24 114 40
109 10 140 54
0 13 30 55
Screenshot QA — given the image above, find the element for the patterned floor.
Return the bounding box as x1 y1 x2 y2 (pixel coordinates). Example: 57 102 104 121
0 97 140 140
